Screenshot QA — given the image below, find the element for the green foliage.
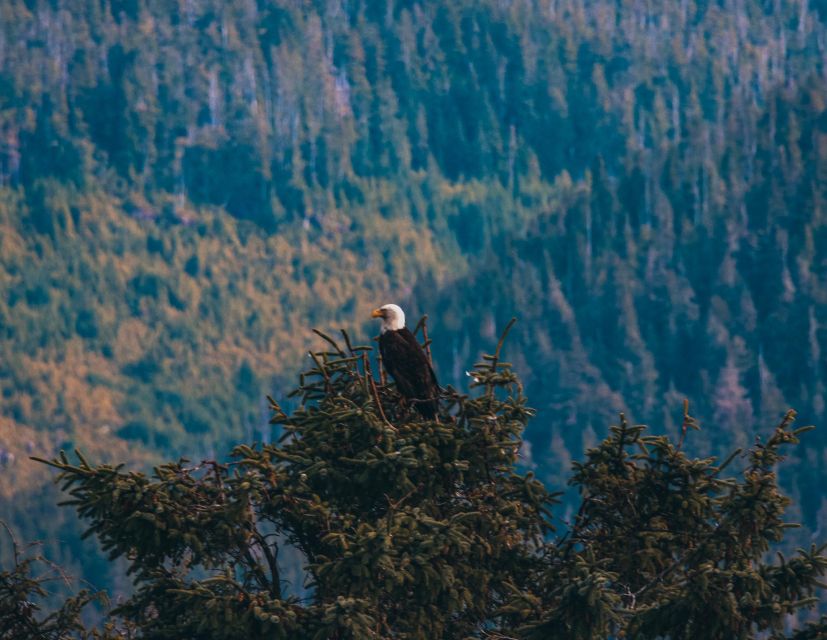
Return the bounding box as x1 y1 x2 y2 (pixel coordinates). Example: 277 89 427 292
3 0 827 626
0 524 113 640
509 411 827 639
34 325 556 638
26 326 827 639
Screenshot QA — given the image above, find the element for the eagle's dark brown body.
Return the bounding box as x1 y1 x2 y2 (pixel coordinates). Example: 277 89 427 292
379 327 440 419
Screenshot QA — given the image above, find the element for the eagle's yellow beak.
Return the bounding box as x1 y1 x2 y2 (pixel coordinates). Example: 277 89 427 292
371 308 384 318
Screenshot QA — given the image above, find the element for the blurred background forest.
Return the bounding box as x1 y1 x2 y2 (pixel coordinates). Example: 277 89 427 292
2 0 827 608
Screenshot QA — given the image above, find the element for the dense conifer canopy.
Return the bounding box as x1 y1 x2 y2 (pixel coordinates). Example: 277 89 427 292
2 0 827 628
6 324 823 639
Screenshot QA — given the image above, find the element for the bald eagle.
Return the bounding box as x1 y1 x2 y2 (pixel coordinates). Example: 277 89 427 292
371 304 440 419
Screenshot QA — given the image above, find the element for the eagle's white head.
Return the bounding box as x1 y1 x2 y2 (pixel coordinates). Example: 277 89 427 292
371 303 406 333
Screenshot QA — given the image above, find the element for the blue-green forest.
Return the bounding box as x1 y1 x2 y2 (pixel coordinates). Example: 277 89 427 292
1 0 827 612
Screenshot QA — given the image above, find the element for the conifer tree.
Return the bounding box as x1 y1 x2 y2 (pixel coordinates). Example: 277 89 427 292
508 405 827 640
0 525 115 640
32 321 556 638
22 321 827 639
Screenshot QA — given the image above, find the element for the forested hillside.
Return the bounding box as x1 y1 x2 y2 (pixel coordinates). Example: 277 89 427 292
2 0 827 603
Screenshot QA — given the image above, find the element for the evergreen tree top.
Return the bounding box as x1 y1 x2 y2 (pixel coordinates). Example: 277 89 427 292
16 319 827 639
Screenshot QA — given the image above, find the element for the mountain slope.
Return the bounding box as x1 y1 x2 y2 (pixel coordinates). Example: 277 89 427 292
2 0 827 594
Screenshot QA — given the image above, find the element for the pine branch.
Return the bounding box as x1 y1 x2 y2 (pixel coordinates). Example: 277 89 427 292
362 352 395 431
